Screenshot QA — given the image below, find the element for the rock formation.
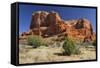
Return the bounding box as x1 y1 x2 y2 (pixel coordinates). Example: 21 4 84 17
20 11 96 42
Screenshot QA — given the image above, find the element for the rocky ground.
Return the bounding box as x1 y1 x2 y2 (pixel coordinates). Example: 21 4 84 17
19 43 96 64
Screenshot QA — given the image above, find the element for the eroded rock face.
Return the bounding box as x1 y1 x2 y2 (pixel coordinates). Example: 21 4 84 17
64 18 94 41
30 11 49 29
20 11 96 42
45 11 63 35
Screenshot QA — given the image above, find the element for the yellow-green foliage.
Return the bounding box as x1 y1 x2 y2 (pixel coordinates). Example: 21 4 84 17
63 37 80 55
27 35 43 48
93 40 96 46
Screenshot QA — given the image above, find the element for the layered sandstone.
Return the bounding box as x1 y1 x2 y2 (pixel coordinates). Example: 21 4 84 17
20 11 96 42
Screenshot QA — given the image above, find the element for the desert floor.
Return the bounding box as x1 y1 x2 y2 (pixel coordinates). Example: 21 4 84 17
19 43 96 64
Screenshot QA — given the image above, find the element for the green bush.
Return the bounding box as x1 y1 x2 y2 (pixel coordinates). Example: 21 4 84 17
27 35 43 48
93 40 96 46
62 37 80 55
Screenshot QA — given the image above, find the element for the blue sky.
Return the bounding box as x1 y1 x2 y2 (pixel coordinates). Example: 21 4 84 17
19 4 96 34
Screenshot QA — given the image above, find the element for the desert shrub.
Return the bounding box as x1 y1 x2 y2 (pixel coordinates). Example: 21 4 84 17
93 40 96 46
27 35 43 48
62 37 80 55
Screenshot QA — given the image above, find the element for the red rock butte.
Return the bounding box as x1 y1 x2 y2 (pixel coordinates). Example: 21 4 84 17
20 11 96 42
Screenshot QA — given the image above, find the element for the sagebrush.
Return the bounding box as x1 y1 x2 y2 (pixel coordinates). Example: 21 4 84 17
63 37 80 55
27 35 43 48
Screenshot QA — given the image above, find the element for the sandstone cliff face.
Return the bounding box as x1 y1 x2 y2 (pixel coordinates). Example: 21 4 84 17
63 19 94 41
20 11 96 42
